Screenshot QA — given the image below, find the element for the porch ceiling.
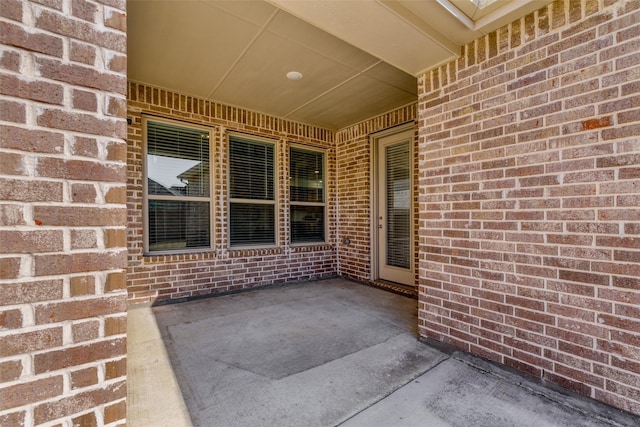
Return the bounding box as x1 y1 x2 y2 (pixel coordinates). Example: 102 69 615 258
127 0 550 130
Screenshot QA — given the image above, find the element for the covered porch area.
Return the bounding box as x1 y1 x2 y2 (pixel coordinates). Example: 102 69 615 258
127 278 633 426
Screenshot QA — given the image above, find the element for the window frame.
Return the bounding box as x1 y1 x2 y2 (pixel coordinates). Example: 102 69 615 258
142 115 215 255
227 133 279 249
289 144 327 245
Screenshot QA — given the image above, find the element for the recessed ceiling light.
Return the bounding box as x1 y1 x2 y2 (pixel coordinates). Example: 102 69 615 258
286 71 303 80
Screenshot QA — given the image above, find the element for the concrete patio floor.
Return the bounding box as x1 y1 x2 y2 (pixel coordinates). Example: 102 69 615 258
127 278 638 427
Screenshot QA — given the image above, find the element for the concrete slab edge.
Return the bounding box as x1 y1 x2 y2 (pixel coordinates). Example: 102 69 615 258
150 274 341 307
417 335 638 426
451 350 638 427
335 354 451 426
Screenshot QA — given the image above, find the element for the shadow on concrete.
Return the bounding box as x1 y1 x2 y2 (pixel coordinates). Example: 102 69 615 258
128 278 638 427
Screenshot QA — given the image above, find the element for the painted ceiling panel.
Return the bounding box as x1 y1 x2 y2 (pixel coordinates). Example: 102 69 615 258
363 62 417 96
128 1 265 96
128 0 550 129
211 29 361 117
207 0 277 26
266 11 381 71
287 74 417 129
270 0 458 76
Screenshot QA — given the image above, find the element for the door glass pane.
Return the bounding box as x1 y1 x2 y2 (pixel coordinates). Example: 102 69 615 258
148 200 210 251
386 141 410 269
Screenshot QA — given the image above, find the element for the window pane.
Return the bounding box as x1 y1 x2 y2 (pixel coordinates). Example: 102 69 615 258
291 205 324 243
290 147 324 203
229 203 275 246
147 121 210 197
230 138 274 200
148 200 210 251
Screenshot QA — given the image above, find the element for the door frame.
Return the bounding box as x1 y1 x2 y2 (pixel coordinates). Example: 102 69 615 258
370 122 416 285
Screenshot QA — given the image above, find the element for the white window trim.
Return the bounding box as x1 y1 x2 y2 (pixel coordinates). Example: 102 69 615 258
142 115 215 255
226 132 279 249
289 144 327 246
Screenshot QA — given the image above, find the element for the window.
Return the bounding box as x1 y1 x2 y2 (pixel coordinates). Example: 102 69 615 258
229 136 276 247
290 146 325 243
144 118 212 252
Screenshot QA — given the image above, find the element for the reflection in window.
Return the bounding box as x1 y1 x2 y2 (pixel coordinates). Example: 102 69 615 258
229 137 275 247
145 119 211 252
148 200 210 250
229 203 275 246
290 147 325 243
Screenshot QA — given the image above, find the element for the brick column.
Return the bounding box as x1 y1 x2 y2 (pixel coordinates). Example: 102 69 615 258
1 0 128 425
417 0 640 415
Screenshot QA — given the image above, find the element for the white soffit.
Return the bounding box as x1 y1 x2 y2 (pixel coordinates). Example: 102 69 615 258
437 0 553 32
268 0 460 76
268 0 552 76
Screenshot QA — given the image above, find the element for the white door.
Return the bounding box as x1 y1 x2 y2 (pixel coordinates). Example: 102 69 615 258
375 128 414 286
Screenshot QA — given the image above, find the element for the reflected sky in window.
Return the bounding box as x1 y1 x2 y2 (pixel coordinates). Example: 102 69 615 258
147 155 199 190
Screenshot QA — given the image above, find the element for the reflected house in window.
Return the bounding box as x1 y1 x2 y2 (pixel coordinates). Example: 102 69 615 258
145 119 211 252
179 162 211 248
146 160 210 251
178 161 210 197
147 178 185 197
147 177 184 249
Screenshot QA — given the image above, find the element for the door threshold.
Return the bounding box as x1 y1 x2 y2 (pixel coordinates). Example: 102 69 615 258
370 280 417 299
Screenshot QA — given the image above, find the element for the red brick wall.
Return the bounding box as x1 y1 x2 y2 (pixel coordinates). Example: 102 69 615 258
417 0 639 415
127 82 337 303
336 107 418 283
0 0 128 425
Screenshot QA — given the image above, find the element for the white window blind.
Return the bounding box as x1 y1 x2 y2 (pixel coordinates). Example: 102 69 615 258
385 141 410 268
290 147 325 243
229 137 275 246
145 119 211 252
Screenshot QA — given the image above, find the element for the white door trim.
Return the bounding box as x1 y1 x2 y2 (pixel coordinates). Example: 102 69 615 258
370 123 415 286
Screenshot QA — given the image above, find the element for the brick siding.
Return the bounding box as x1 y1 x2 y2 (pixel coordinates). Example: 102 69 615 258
126 82 337 303
0 0 128 425
3 0 637 422
417 0 640 415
